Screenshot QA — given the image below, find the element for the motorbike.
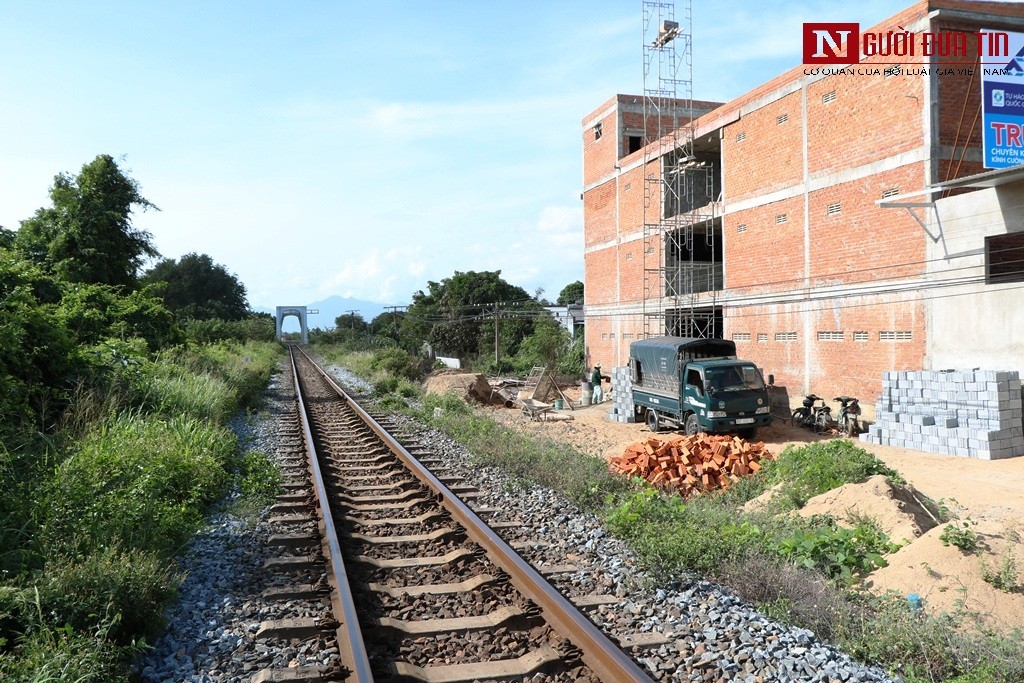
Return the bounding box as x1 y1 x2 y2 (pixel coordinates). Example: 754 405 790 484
792 394 831 433
834 396 862 436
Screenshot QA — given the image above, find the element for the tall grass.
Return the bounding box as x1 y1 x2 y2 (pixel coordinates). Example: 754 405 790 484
37 412 235 558
0 340 284 682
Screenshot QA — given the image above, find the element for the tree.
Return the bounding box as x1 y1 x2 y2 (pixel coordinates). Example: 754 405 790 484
16 155 158 289
404 270 540 361
334 312 368 333
556 280 584 306
142 252 249 321
0 226 14 250
56 283 179 350
0 252 75 439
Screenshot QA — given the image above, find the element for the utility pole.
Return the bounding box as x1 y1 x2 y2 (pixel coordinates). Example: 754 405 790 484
345 310 358 330
383 305 404 344
494 301 500 365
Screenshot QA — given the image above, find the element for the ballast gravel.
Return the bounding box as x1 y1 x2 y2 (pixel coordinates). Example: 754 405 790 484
137 365 901 683
137 373 338 683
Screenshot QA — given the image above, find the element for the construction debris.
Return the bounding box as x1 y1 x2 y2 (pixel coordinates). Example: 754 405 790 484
610 433 775 497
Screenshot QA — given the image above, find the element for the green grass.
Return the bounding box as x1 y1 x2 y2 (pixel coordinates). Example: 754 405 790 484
0 340 284 682
37 412 236 559
413 393 629 512
760 439 903 510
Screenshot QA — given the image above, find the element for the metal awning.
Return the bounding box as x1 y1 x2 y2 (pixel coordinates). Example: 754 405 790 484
876 164 1024 256
878 164 1024 206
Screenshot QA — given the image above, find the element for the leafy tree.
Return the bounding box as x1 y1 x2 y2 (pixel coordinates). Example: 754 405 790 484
0 252 75 440
334 312 368 333
513 313 568 371
0 226 14 250
404 270 539 361
142 252 249 321
556 280 584 306
370 310 404 339
56 283 179 351
15 154 158 289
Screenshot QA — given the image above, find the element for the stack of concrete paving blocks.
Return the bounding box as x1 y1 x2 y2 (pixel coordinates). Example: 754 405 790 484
606 366 635 423
860 370 1023 460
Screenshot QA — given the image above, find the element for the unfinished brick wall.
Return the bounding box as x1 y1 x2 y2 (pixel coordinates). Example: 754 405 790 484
722 91 803 202
723 197 806 291
581 0 1022 408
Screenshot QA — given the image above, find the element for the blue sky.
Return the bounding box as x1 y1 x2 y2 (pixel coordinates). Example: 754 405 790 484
1 1 920 313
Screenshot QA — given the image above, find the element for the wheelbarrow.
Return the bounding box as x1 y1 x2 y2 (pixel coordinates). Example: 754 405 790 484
520 398 554 421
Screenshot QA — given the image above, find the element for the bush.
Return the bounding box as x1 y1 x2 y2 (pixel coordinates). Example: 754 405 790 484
35 546 179 645
37 413 235 558
761 440 902 509
374 375 400 396
940 520 981 553
370 347 422 381
775 517 901 584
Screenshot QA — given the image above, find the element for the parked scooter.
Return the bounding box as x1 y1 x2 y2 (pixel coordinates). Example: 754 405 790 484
834 396 862 437
792 394 831 433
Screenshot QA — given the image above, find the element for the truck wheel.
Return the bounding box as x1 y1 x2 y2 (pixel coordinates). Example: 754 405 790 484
646 409 661 433
738 427 757 440
684 413 700 436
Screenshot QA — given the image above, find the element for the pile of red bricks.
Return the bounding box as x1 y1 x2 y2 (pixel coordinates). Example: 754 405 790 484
610 433 774 497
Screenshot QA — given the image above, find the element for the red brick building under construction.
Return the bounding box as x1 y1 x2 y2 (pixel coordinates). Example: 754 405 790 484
582 0 1024 410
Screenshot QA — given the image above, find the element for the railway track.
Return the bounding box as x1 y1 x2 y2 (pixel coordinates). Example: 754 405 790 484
252 346 655 682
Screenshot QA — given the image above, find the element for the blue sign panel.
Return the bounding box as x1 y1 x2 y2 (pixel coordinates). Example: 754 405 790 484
981 31 1024 169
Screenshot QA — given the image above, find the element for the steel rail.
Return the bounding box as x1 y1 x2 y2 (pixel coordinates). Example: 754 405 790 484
288 347 375 683
294 347 654 683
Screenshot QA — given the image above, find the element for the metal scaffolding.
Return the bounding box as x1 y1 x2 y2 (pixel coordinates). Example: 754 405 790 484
641 0 718 340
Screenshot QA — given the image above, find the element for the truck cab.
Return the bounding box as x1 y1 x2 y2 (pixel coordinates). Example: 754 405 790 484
629 336 773 438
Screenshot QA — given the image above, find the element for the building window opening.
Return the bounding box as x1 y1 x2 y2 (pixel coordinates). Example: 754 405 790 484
827 203 841 216
594 122 603 140
986 232 1024 284
823 91 837 104
777 113 789 124
627 135 642 154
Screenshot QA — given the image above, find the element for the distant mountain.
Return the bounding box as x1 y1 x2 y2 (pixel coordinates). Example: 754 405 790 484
256 296 401 329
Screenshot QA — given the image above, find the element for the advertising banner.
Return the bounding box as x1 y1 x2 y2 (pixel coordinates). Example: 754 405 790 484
981 30 1024 169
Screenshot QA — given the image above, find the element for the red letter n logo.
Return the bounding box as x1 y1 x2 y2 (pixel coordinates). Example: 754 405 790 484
803 23 860 64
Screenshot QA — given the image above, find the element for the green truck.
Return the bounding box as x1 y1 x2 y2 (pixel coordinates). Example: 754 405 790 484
629 336 773 438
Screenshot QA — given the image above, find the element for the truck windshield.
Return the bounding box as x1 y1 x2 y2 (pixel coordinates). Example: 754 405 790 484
706 364 765 392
